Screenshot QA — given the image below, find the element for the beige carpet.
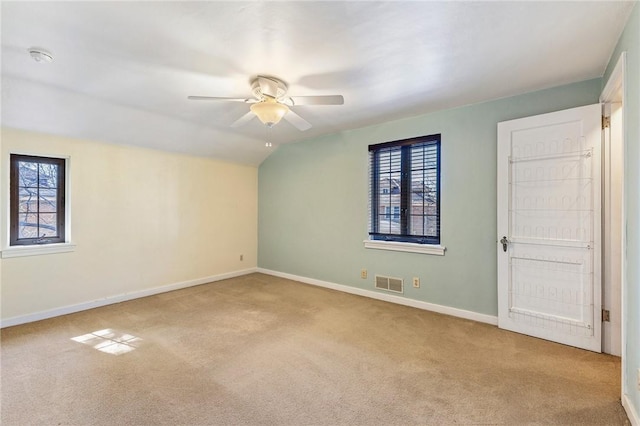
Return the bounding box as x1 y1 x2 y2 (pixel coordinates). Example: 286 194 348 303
1 273 628 425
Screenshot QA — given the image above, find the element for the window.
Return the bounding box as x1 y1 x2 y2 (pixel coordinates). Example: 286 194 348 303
369 134 440 245
10 154 66 246
393 206 400 220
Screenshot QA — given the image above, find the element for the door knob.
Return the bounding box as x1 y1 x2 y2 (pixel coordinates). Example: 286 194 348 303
500 236 509 252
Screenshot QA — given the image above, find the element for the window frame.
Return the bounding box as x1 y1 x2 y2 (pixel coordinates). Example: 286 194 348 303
368 134 441 245
9 154 67 246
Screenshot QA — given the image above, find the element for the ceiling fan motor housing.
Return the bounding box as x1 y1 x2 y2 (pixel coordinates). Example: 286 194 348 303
251 76 288 100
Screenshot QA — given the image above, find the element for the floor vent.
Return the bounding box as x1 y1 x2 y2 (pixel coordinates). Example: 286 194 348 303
375 275 404 294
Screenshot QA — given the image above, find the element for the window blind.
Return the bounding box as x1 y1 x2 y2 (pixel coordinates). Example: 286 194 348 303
369 134 440 244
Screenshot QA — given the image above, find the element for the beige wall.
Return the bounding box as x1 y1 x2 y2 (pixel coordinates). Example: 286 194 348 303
1 128 258 322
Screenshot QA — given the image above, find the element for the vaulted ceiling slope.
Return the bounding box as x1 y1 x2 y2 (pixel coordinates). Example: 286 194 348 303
1 1 635 165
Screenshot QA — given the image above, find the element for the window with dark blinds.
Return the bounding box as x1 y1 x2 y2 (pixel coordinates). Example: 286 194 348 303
369 134 440 244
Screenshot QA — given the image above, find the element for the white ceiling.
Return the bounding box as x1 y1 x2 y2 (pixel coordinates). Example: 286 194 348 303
1 1 635 166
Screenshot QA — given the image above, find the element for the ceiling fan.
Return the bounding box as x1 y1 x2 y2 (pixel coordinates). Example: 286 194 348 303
188 75 344 131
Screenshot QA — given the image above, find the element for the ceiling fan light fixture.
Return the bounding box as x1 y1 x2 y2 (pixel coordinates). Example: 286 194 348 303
250 98 289 127
189 74 341 131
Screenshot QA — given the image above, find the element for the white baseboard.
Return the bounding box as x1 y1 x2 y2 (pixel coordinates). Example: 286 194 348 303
257 268 498 326
623 393 640 426
3 267 498 328
1 267 258 328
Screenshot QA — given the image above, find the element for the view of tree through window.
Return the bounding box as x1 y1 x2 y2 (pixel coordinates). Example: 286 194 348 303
369 135 440 244
10 154 66 245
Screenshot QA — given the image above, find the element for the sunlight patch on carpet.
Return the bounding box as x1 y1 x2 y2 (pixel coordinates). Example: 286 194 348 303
71 329 142 355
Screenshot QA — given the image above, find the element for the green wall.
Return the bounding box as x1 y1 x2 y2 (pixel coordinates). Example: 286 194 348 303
259 78 601 316
604 2 640 417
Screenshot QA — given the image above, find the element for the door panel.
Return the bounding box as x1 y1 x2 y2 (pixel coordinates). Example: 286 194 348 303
497 104 601 352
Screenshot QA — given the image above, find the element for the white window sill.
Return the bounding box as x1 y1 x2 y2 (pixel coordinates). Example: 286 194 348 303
363 240 446 255
1 243 76 258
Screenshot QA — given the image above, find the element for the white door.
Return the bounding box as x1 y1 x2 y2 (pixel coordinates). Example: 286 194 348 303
497 104 602 352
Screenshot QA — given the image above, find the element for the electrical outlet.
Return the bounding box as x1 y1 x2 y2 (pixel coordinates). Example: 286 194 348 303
361 269 368 279
240 254 243 261
413 277 420 288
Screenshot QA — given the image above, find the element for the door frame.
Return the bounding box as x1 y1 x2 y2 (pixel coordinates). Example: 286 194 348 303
599 52 627 402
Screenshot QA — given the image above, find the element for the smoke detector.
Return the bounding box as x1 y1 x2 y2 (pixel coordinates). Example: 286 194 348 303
28 47 54 63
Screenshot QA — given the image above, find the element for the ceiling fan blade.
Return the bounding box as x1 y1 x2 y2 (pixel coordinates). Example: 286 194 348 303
287 95 344 106
258 76 279 98
230 111 256 128
283 110 312 131
188 96 249 102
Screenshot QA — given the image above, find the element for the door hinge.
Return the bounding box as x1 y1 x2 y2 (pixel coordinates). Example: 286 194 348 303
602 116 611 129
602 309 610 322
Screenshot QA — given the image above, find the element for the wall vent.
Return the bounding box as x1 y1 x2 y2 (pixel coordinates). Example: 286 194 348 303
375 275 404 294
